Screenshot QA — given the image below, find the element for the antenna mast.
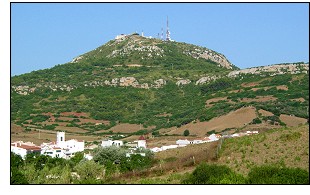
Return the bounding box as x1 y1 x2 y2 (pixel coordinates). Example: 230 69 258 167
166 16 171 41
161 27 164 40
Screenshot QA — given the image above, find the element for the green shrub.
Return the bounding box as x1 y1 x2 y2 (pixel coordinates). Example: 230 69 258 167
182 163 243 184
11 168 29 184
252 118 262 124
247 165 309 184
183 129 190 136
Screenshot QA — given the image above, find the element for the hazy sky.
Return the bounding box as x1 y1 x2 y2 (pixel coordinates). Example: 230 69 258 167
11 3 309 76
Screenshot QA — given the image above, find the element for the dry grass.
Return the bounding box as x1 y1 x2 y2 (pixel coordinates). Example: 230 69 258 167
239 95 277 103
276 85 288 90
162 107 257 136
251 86 272 91
290 98 306 102
96 123 155 133
217 125 309 175
258 109 274 117
280 114 308 127
11 125 103 145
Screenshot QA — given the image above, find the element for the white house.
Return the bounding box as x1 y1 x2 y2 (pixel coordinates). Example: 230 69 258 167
101 139 123 147
56 132 85 158
132 135 147 149
115 34 127 40
41 145 65 158
11 142 41 159
208 133 222 141
176 139 190 146
192 139 204 144
246 131 259 135
134 140 147 148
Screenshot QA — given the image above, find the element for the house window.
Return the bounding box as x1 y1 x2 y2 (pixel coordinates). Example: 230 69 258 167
61 137 63 141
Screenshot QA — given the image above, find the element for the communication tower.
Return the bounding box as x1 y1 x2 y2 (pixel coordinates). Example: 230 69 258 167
166 16 171 41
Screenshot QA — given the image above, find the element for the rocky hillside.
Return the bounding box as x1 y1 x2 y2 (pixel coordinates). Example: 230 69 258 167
11 33 309 137
228 62 309 77
71 34 235 69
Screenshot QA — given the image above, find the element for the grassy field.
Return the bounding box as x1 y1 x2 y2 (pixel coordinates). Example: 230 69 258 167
217 124 309 175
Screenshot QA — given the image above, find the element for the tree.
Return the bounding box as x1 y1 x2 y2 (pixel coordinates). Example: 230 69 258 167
93 146 127 165
11 152 24 169
69 151 84 167
74 160 104 181
11 168 29 184
182 163 236 184
183 129 190 136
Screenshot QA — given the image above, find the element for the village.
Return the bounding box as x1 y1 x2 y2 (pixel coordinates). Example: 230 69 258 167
11 130 259 160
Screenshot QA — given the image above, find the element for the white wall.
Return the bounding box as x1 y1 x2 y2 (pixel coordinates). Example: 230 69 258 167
176 139 190 145
11 146 27 159
101 140 123 147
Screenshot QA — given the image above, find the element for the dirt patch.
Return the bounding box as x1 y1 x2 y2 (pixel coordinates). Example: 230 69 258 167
97 123 155 134
206 97 228 106
241 82 260 88
276 85 288 90
155 113 172 117
127 64 143 67
162 107 257 137
291 98 305 102
11 123 24 134
228 89 244 94
251 86 271 92
240 95 277 103
258 109 274 117
57 117 76 122
60 112 89 118
41 121 69 126
11 128 103 145
54 126 88 133
242 122 281 133
279 114 307 127
77 118 110 125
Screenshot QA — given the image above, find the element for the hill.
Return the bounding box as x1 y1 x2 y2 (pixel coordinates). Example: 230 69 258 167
11 34 309 143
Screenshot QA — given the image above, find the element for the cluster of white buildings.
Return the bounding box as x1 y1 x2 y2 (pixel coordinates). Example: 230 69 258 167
101 135 147 149
149 131 259 153
11 133 148 160
11 130 260 159
11 132 85 159
149 133 222 153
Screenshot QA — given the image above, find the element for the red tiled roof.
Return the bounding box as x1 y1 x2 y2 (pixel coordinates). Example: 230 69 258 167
138 135 146 140
17 144 41 151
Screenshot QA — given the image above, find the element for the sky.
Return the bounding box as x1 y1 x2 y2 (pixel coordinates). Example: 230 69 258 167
11 2 309 76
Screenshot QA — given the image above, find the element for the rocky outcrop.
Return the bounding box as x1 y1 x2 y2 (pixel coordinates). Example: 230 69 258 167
176 79 191 86
71 56 83 63
228 63 309 78
195 75 220 85
183 47 234 69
